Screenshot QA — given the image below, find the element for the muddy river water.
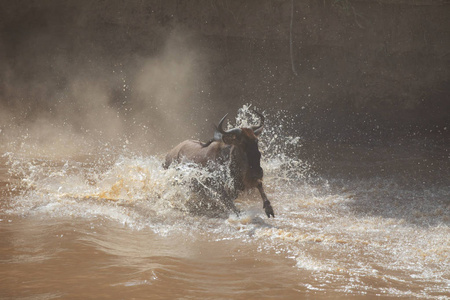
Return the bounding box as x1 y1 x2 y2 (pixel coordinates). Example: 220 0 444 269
1 112 449 299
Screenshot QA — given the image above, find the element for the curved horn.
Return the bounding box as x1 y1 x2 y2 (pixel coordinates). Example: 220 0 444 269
217 113 242 136
217 113 229 134
252 109 265 135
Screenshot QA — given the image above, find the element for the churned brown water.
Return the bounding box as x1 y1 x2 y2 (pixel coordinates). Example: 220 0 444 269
1 108 449 299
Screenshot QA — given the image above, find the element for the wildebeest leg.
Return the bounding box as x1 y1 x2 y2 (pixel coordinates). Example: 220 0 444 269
223 197 240 217
256 181 275 218
219 188 240 217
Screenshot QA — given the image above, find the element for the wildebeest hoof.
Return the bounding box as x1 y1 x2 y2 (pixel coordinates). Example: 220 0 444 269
263 202 275 218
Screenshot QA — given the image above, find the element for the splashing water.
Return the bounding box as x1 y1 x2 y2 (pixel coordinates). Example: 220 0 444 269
235 104 312 183
3 105 311 221
1 105 449 299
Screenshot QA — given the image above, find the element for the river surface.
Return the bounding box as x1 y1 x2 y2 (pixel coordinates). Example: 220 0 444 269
1 111 449 299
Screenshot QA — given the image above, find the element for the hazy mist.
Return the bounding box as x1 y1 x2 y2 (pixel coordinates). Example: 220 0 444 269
0 1 449 157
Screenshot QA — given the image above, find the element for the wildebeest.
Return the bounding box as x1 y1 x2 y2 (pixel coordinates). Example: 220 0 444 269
163 110 275 218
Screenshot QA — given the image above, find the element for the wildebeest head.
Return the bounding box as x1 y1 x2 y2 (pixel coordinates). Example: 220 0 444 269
215 111 265 181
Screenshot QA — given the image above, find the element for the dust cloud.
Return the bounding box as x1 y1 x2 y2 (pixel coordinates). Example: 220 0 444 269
0 5 211 157
1 1 449 159
132 30 211 149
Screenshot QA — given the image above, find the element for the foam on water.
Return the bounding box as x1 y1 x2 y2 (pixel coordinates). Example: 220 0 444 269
2 106 449 298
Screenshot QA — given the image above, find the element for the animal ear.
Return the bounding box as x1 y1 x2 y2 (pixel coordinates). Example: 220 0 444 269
222 133 237 145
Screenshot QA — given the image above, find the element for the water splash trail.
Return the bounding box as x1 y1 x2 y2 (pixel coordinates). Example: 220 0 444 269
2 105 449 298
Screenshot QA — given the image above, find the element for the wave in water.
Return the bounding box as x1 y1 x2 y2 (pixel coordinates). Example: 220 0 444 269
2 106 449 298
